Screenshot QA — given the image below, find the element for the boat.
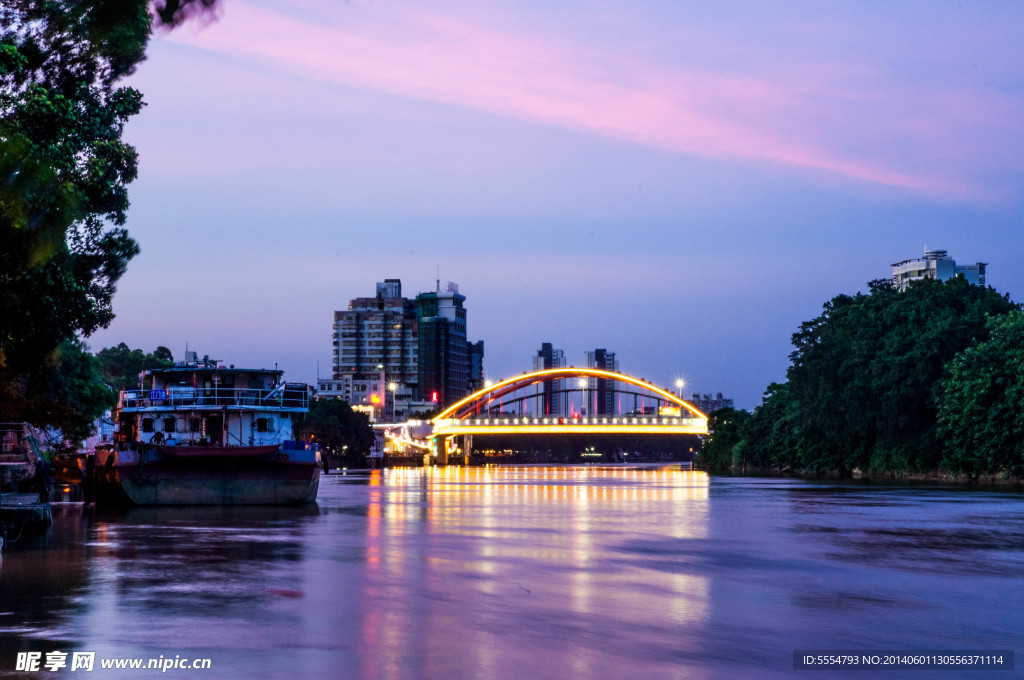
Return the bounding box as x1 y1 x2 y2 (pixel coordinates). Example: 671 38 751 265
93 352 320 506
1 423 53 544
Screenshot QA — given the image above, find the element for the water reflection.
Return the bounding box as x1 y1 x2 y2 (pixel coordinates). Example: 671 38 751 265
353 466 711 680
0 470 1022 679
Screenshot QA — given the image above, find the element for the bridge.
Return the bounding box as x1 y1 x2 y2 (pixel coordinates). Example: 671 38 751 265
382 368 708 464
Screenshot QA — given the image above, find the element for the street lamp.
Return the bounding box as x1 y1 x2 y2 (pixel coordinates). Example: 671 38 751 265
388 381 398 421
375 364 385 420
675 378 686 398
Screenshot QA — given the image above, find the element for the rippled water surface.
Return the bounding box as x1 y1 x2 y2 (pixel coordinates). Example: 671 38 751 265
2 467 1023 678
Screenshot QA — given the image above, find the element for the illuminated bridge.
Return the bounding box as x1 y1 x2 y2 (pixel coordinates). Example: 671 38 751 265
383 368 708 464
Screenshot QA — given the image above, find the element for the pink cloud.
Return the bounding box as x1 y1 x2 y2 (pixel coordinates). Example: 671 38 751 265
161 2 1012 200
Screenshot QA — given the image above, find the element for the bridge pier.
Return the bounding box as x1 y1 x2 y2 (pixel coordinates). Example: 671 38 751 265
435 435 471 466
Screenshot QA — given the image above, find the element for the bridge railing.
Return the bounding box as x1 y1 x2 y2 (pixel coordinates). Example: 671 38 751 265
434 416 705 427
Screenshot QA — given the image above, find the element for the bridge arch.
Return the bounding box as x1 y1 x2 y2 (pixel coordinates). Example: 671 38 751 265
433 368 708 422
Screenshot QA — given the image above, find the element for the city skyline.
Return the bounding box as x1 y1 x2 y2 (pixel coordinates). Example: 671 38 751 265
87 0 1024 409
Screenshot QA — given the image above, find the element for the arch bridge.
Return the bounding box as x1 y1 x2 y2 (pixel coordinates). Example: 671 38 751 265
385 368 708 464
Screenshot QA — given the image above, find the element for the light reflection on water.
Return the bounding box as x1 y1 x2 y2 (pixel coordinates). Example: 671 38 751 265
1 468 1023 679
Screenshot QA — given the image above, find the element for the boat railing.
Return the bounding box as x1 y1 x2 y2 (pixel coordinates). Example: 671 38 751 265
0 423 43 462
118 387 309 410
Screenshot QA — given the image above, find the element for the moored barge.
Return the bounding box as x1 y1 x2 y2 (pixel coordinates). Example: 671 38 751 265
95 353 320 506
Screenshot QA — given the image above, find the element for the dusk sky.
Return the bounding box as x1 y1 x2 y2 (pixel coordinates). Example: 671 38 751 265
89 0 1024 409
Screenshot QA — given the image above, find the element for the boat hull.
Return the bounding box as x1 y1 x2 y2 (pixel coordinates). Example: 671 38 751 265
0 492 53 539
154 444 282 459
93 447 320 507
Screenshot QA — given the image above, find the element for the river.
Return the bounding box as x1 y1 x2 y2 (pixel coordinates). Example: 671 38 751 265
1 466 1022 678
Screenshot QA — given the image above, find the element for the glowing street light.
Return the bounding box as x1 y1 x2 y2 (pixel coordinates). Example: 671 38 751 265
675 378 686 398
388 382 398 421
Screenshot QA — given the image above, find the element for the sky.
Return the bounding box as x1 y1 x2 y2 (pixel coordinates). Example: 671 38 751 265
89 0 1024 409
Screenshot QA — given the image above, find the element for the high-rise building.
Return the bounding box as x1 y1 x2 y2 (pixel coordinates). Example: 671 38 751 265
329 278 482 415
417 282 470 408
891 248 987 291
585 349 619 415
467 340 485 394
690 393 734 414
532 342 566 415
331 279 418 411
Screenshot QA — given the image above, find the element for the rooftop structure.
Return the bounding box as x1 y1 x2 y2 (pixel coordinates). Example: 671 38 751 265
891 248 987 291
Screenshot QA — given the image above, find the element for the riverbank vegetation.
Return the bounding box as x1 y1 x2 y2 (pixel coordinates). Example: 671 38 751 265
297 399 376 468
0 1 218 437
702 278 1023 478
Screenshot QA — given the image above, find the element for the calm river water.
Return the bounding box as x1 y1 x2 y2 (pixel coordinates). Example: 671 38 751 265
1 466 1022 679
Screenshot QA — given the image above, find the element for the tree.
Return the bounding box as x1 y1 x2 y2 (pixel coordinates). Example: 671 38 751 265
699 407 750 470
750 277 1018 474
0 1 218 433
742 382 800 471
297 399 375 467
96 343 174 391
937 312 1024 477
14 337 114 448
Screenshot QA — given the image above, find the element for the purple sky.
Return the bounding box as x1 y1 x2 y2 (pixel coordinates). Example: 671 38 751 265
89 0 1024 409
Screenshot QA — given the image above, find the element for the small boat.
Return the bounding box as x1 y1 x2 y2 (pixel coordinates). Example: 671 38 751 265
94 352 320 506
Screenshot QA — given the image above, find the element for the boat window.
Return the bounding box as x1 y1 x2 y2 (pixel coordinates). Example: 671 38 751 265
164 417 177 433
257 418 269 432
142 418 154 433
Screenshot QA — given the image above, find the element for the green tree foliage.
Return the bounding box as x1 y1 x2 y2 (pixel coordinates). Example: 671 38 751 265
298 399 375 466
936 312 1024 477
739 382 801 470
1 1 146 401
698 408 751 470
0 1 217 433
740 278 1018 474
96 343 174 391
16 337 113 447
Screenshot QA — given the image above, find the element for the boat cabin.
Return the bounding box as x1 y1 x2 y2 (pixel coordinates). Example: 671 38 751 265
114 354 311 448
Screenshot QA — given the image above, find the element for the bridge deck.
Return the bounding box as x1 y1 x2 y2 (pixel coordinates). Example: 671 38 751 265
433 416 707 437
